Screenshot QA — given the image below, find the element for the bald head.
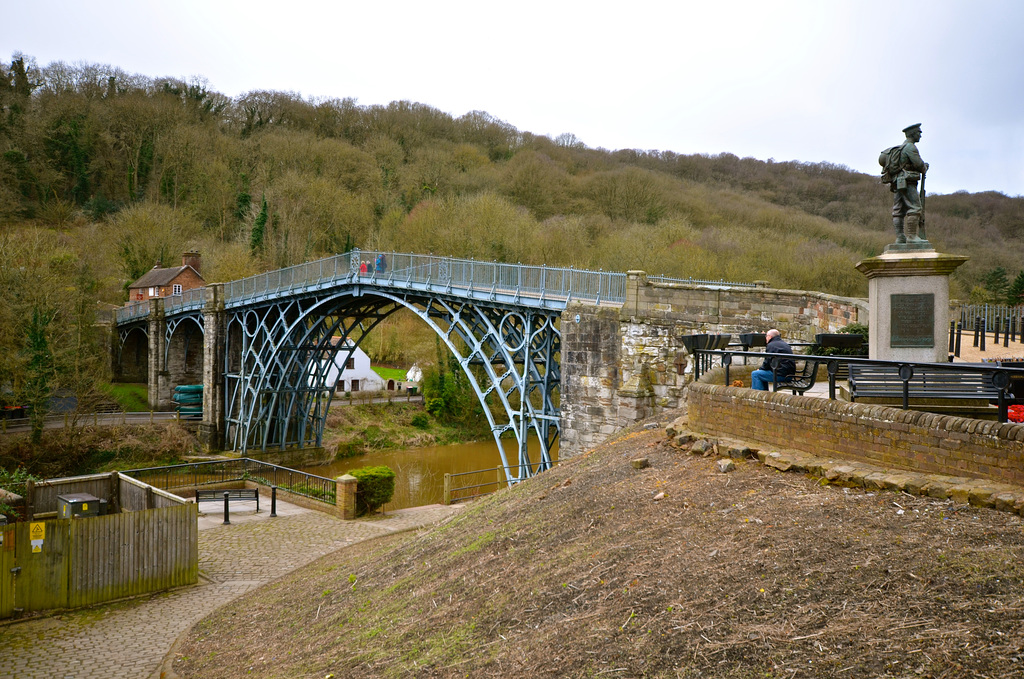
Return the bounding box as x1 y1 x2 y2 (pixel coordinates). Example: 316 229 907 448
766 329 781 341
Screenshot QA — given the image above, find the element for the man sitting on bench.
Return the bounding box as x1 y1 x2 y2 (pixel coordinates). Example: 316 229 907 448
751 329 795 391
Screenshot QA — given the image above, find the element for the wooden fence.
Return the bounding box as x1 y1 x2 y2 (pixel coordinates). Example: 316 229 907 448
1 475 198 619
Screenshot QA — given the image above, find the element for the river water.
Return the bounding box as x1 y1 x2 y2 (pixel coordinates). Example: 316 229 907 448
299 438 557 510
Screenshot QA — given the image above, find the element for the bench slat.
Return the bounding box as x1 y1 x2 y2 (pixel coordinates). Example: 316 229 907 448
849 365 1001 401
195 488 260 512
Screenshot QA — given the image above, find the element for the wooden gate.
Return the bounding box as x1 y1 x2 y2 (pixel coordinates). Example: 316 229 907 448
0 524 14 618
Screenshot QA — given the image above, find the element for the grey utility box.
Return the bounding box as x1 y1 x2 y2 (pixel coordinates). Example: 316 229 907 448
58 493 105 519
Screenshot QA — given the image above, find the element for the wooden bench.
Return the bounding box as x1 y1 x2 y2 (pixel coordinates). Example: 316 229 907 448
848 364 1001 402
195 488 259 513
773 359 821 395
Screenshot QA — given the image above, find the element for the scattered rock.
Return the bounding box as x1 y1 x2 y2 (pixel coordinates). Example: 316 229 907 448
644 422 660 430
691 440 712 456
665 416 689 439
727 446 755 460
670 433 696 449
631 458 650 470
653 492 665 501
716 459 735 473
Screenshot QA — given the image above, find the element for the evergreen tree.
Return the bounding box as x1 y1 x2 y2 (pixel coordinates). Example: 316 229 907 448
250 194 267 254
1007 271 1024 307
982 267 1009 303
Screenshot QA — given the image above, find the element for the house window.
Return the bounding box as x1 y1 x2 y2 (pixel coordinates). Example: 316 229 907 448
346 358 355 370
351 379 360 392
149 287 156 297
173 284 182 295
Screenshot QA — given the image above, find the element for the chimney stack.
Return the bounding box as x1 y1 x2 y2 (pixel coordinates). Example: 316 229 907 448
182 251 201 275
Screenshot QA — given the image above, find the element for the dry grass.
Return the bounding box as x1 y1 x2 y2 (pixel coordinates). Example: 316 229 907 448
173 413 1024 678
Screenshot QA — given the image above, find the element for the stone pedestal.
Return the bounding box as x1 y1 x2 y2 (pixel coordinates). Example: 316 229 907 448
855 251 968 362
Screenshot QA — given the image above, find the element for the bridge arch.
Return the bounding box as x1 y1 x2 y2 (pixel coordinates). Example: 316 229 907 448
165 315 204 385
115 325 149 383
224 287 559 481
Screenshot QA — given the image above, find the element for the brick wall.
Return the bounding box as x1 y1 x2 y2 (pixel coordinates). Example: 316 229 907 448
687 382 1024 486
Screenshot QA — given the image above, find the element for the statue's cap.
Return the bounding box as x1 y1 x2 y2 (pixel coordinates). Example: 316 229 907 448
902 123 922 134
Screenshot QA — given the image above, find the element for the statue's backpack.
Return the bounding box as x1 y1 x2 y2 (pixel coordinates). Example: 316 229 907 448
878 144 906 184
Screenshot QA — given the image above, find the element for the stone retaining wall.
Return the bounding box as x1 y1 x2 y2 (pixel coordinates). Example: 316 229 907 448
687 382 1024 487
621 272 866 341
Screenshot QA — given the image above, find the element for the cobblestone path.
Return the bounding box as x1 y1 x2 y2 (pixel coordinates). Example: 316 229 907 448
0 503 461 679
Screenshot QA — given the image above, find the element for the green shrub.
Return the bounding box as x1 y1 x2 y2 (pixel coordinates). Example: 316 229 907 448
350 465 396 516
808 322 869 357
411 413 430 429
425 397 445 417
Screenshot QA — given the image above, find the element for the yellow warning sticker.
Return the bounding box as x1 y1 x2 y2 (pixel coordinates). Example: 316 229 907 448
30 522 45 540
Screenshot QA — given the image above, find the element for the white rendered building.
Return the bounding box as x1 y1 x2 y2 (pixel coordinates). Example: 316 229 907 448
321 340 385 393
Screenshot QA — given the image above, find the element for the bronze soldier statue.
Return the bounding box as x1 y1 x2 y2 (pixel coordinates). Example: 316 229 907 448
880 123 930 245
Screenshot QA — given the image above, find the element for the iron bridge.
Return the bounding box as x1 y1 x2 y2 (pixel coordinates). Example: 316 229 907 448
115 250 630 483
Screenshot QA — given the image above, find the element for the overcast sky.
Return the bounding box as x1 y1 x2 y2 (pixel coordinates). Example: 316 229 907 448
4 0 1023 196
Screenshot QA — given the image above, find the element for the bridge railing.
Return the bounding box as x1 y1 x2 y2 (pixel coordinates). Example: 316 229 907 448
224 252 355 304
219 250 629 308
115 300 150 324
648 274 757 288
371 252 627 304
164 287 206 315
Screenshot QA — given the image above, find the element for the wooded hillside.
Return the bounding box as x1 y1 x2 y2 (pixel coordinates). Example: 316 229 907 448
2 54 1023 422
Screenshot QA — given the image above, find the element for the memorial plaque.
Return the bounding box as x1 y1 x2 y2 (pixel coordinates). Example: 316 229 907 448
890 293 934 347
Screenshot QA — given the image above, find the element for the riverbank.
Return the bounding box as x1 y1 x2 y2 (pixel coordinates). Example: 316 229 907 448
323 401 490 458
0 420 196 478
173 407 1024 678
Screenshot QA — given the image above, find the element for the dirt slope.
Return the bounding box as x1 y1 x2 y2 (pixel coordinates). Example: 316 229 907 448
173 416 1024 678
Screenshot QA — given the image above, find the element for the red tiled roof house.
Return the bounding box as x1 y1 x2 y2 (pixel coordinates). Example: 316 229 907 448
127 251 205 303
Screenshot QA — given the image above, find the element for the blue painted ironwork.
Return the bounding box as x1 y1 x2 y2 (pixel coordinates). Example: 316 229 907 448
221 251 627 310
165 287 206 315
116 300 150 324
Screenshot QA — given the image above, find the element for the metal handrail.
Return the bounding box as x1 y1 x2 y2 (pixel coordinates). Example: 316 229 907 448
648 274 757 288
121 458 337 505
694 349 1024 423
115 300 150 324
443 462 554 504
164 287 206 314
221 250 629 309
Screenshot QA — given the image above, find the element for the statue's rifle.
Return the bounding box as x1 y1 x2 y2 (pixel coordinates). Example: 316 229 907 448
919 172 927 241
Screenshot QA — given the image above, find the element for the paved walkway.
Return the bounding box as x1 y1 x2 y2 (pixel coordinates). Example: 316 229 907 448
0 501 462 679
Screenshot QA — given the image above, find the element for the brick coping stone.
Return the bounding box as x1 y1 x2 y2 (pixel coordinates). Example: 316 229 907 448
665 417 1024 515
